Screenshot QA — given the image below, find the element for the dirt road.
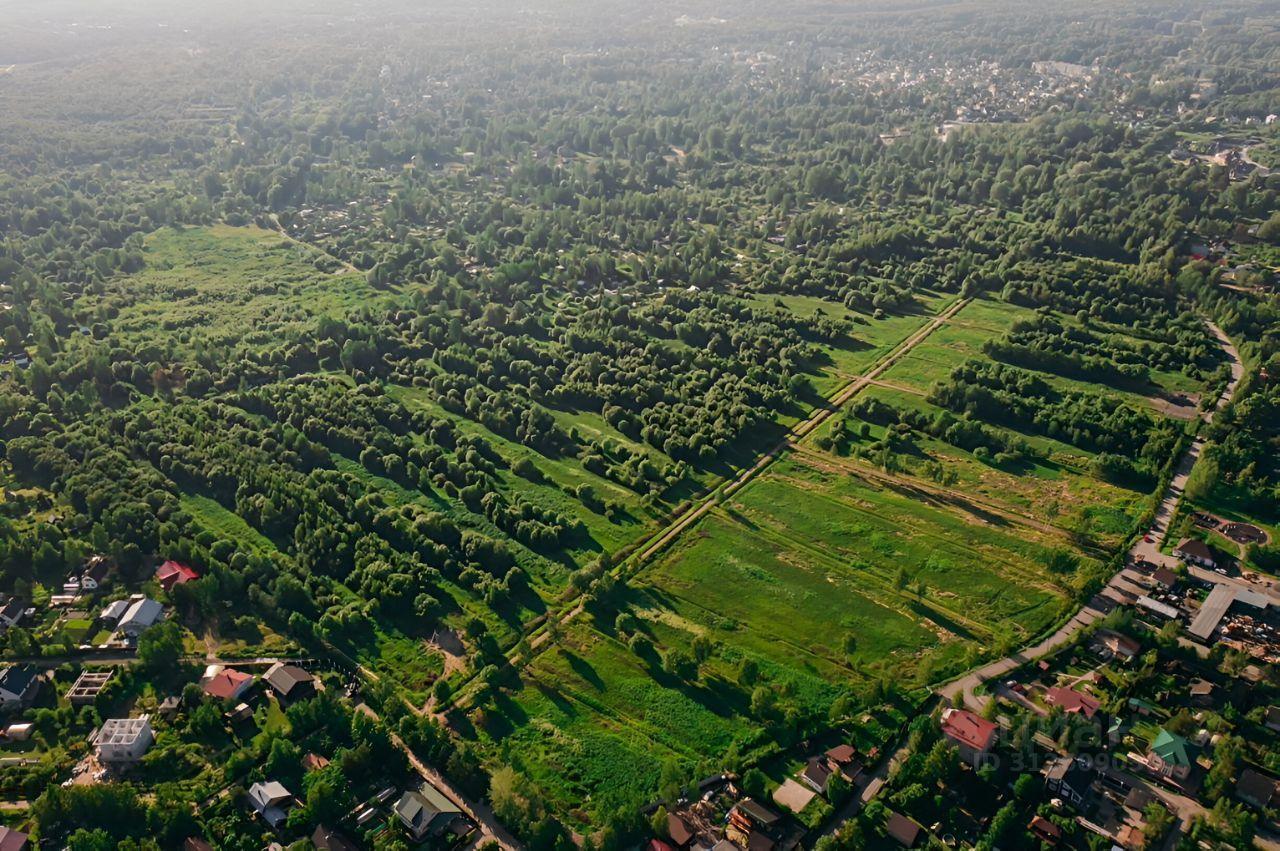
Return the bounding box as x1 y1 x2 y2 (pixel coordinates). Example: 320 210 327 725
357 702 523 850
633 297 971 564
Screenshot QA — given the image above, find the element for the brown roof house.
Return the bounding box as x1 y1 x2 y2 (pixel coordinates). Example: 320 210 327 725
666 812 695 847
1029 815 1061 845
1236 769 1279 809
1045 686 1101 720
0 827 29 851
1173 538 1216 569
885 811 921 848
825 743 864 782
1102 631 1141 662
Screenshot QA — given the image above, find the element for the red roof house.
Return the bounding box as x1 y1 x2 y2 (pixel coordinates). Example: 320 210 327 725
1046 686 1101 720
203 668 254 701
156 560 200 592
940 708 998 764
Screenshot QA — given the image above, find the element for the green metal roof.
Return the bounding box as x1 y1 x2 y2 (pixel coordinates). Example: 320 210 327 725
1151 729 1195 767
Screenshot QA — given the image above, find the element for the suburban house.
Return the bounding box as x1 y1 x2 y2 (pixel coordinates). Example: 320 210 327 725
0 826 29 851
799 756 833 795
732 798 779 830
225 702 253 723
0 665 41 709
394 783 462 841
1152 567 1179 589
1044 755 1094 806
1173 538 1216 569
885 811 921 848
79 555 111 590
100 599 129 624
311 825 360 851
1045 686 1101 720
156 560 200 592
667 812 695 846
248 780 294 829
825 743 864 782
1107 716 1128 747
1236 769 1279 809
1266 706 1280 733
1102 631 1141 662
0 599 25 631
1188 678 1216 707
4 723 33 742
302 752 331 772
1029 815 1062 845
95 716 154 764
263 662 316 702
940 707 998 765
117 597 164 636
202 667 254 702
1145 729 1198 782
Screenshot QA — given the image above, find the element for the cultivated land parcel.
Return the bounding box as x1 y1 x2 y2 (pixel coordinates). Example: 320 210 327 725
39 207 1225 835
3 3 1277 845
470 292 1214 826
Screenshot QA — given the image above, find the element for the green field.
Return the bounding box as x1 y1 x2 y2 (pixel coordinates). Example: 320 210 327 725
96 225 385 355
878 296 1208 416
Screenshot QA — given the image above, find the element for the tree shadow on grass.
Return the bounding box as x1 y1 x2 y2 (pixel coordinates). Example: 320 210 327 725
881 477 1013 530
486 690 530 740
908 600 979 642
530 677 579 718
641 660 751 721
562 650 607 692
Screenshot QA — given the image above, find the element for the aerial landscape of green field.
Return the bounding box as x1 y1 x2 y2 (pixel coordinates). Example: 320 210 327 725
0 0 1278 849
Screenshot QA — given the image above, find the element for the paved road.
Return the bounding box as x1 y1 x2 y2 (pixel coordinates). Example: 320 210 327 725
1099 764 1280 851
938 318 1244 712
